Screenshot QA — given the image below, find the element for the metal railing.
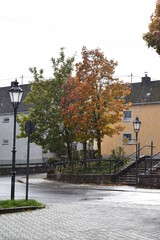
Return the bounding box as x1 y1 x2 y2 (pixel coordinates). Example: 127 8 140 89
113 151 136 175
142 151 160 175
48 143 155 176
113 143 155 176
50 158 117 175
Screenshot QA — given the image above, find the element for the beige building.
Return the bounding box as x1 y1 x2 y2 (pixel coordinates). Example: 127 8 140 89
102 74 160 157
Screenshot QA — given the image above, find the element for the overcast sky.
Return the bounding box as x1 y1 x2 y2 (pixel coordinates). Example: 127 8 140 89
0 0 159 87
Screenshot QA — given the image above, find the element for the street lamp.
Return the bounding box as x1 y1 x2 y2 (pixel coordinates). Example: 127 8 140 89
8 79 23 200
133 116 141 138
133 116 141 185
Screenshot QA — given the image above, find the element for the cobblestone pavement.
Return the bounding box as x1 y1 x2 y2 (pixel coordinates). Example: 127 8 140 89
0 197 160 239
1 175 160 240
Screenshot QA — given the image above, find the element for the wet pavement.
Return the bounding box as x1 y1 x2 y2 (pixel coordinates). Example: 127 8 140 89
0 174 160 239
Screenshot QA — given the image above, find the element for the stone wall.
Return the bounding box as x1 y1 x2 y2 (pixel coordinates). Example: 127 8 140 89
139 174 160 188
0 165 48 176
47 171 113 185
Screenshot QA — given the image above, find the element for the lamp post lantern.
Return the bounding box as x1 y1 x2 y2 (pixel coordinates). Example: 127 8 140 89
133 116 141 185
8 79 23 200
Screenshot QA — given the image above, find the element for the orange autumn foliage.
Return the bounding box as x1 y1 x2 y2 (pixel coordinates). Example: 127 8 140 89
61 47 131 150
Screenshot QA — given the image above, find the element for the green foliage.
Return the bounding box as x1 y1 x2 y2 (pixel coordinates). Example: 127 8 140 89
108 146 129 171
17 48 75 154
17 47 130 161
17 113 30 138
49 147 128 175
110 147 126 163
52 158 114 174
48 156 61 166
0 199 45 209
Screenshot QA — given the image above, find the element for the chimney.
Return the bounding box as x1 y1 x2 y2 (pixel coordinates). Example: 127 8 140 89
142 72 151 84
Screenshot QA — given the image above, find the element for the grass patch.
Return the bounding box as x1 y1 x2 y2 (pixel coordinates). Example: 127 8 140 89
0 199 45 209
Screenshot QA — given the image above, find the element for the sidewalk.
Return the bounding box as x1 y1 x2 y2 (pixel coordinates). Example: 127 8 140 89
1 174 160 239
18 173 160 194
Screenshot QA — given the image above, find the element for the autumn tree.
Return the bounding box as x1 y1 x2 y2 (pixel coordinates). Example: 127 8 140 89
61 76 92 160
61 47 131 159
143 0 160 55
17 48 75 156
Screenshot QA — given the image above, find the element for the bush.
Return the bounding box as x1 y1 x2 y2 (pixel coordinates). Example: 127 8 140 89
48 156 61 166
110 147 126 163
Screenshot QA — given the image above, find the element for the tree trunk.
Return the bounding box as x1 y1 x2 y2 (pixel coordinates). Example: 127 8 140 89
67 142 72 163
83 141 87 168
96 94 101 159
83 141 87 160
97 130 102 159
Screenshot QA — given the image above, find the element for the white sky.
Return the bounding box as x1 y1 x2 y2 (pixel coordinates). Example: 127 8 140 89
0 0 159 87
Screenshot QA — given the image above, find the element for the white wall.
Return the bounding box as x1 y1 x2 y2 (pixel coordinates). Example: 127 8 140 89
0 114 44 164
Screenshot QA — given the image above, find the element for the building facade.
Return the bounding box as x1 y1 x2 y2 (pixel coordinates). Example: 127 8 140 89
102 74 160 157
2 75 160 163
0 84 49 165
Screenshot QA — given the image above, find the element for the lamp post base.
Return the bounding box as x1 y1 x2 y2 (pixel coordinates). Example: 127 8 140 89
11 171 16 200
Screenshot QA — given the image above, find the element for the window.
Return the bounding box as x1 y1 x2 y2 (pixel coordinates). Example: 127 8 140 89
3 118 9 123
123 110 132 122
122 133 132 145
2 139 9 145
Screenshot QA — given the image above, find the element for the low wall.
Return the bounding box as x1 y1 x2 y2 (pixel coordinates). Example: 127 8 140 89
0 166 48 176
139 174 160 188
47 171 113 184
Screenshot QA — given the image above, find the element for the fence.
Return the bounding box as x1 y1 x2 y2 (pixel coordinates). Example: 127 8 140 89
140 151 160 176
53 142 157 176
50 157 130 175
114 142 156 175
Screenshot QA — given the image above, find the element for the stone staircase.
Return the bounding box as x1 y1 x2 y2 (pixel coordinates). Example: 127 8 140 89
115 156 160 186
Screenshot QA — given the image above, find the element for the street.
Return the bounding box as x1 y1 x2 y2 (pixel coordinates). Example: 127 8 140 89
0 174 160 239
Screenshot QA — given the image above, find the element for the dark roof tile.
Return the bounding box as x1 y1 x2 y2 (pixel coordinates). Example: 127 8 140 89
125 80 160 104
0 84 30 114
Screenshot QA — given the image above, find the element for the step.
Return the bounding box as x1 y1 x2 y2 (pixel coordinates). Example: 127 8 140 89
119 175 136 179
116 157 160 186
116 181 135 186
118 177 136 181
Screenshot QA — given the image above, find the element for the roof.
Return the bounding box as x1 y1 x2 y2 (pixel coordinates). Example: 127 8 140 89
1 75 160 115
0 84 30 114
125 75 160 105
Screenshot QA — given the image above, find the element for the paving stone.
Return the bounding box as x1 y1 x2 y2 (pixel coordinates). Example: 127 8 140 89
0 200 160 240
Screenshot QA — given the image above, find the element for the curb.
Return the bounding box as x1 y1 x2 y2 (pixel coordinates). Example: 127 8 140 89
0 206 44 215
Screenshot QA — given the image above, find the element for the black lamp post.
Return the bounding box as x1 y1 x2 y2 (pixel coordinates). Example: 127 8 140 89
133 116 141 185
8 79 23 200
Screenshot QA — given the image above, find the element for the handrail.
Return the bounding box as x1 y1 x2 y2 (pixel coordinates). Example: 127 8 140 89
139 145 155 151
149 151 160 160
141 150 160 165
143 151 160 175
114 144 153 171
